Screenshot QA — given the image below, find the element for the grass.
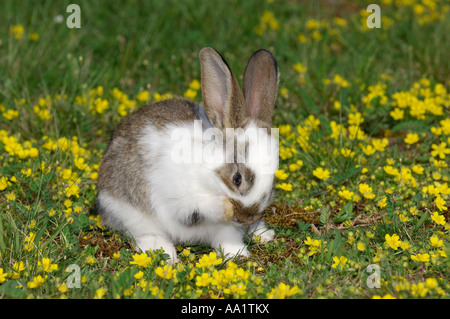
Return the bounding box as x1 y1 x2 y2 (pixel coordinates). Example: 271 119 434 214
0 0 449 299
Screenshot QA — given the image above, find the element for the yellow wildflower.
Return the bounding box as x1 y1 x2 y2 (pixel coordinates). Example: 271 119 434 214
10 24 24 40
27 275 45 289
430 211 446 225
276 183 293 191
130 253 152 268
267 282 300 299
410 253 430 263
404 133 419 145
275 169 288 180
155 265 175 280
385 234 401 250
435 195 447 211
331 256 348 270
312 167 331 180
431 142 450 159
359 183 375 199
38 258 58 273
430 235 443 247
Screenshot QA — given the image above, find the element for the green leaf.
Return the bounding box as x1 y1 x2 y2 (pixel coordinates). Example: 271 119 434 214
0 280 28 298
392 120 427 133
319 206 331 225
0 215 5 253
333 201 354 223
297 221 310 231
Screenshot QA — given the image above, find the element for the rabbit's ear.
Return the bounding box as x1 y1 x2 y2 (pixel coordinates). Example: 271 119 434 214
243 49 279 125
199 47 247 129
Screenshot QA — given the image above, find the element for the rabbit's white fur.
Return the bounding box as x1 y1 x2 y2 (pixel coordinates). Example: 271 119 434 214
97 48 279 263
98 119 277 262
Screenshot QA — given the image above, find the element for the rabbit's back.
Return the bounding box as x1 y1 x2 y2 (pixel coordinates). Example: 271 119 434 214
97 98 204 217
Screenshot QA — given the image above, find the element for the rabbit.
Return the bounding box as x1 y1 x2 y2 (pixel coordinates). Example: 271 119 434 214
96 47 279 263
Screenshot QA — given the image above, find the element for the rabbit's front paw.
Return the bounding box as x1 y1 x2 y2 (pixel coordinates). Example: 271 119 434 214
136 235 179 264
256 228 275 243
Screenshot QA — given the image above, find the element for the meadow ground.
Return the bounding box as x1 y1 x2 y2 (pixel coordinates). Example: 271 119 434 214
0 0 449 300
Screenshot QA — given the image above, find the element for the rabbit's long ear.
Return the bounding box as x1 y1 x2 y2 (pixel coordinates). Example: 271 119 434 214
199 47 247 129
243 49 279 125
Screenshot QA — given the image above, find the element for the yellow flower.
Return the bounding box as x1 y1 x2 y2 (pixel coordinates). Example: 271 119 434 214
312 167 331 180
362 144 376 156
340 148 355 158
134 271 144 280
431 142 450 159
267 282 300 299
136 90 149 103
155 265 175 280
58 283 69 293
332 74 350 88
304 237 322 256
359 183 375 199
0 268 7 283
74 157 87 170
10 24 24 40
184 88 197 99
390 108 404 120
372 138 389 152
333 100 341 110
196 252 222 269
372 294 396 299
27 275 45 289
333 17 347 27
412 164 424 174
411 282 428 297
357 242 366 251
400 241 410 250
85 256 95 264
275 169 288 180
3 109 19 120
435 195 447 211
425 278 438 290
404 133 419 145
410 253 430 263
6 192 16 201
189 79 201 90
339 188 355 201
275 183 293 191
130 253 152 268
378 197 387 208
385 234 401 250
195 273 212 287
29 32 39 41
38 258 58 273
430 235 443 247
293 63 307 74
13 261 25 273
65 184 80 198
383 165 399 176
94 287 106 299
0 176 10 190
348 112 364 126
430 211 445 225
331 256 348 270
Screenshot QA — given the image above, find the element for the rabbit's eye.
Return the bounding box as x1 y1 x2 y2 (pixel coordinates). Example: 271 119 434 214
233 173 242 187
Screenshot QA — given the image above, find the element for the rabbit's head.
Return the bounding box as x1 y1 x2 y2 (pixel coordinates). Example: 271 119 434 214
199 47 279 226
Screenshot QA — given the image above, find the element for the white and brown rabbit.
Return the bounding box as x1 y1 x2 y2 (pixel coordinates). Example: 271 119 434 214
97 47 279 262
